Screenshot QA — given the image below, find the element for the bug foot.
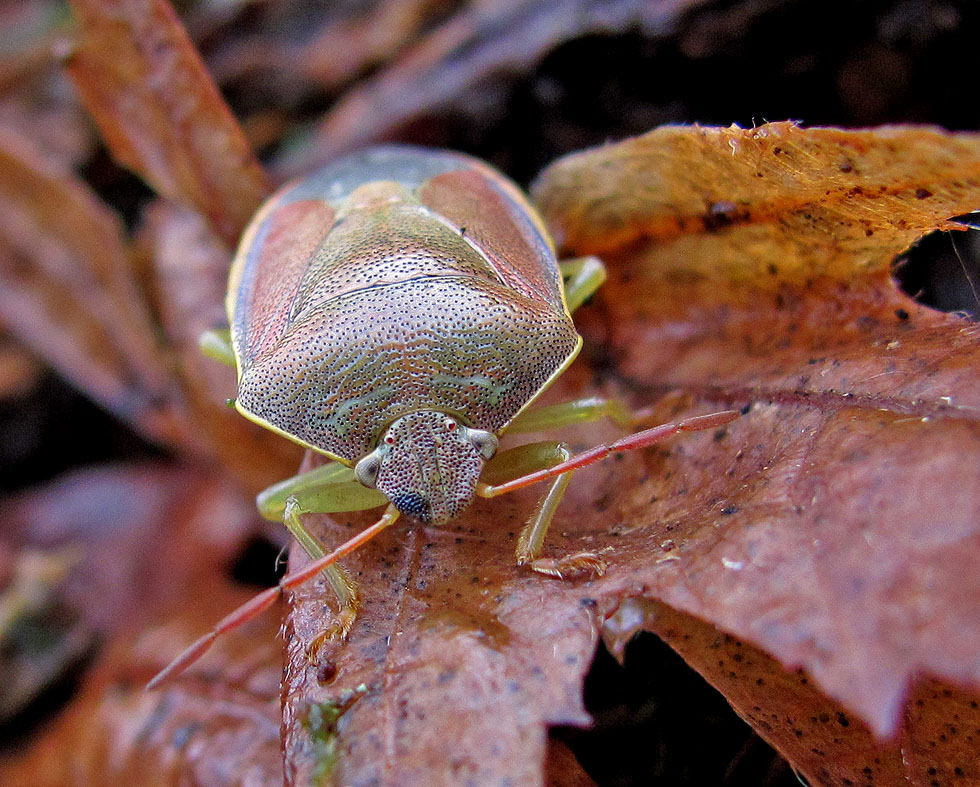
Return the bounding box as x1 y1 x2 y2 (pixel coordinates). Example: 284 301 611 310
529 552 607 580
305 607 358 662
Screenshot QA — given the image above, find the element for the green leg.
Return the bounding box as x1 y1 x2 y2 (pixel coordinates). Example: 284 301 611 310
256 462 388 642
560 256 606 314
284 497 359 642
507 396 632 435
478 441 607 579
199 328 236 366
257 462 387 522
483 389 637 577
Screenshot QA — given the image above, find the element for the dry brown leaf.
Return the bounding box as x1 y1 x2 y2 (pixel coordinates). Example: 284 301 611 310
0 465 237 729
0 1 95 168
533 123 980 289
65 0 269 246
535 123 980 776
545 739 597 787
0 464 281 786
0 128 192 450
258 124 980 786
0 579 285 787
298 0 452 90
0 335 42 399
611 600 980 785
0 464 256 637
280 457 598 786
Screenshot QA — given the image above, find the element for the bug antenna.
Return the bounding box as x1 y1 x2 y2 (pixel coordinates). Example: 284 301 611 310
480 409 741 497
146 585 281 690
147 505 400 690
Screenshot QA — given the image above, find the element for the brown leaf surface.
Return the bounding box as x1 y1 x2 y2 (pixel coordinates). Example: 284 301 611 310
0 464 282 786
270 124 980 786
281 469 599 786
65 0 269 246
608 600 980 785
535 124 980 773
0 127 192 450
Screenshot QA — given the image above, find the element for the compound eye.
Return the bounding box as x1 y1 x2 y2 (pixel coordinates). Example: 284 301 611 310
443 417 457 432
355 452 382 487
467 428 498 460
384 434 395 445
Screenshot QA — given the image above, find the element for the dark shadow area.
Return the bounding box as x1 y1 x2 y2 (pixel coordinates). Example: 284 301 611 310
894 219 980 319
0 373 163 494
229 534 288 588
555 632 800 786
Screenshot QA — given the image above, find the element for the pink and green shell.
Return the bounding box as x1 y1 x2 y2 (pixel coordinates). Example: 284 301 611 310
227 146 582 466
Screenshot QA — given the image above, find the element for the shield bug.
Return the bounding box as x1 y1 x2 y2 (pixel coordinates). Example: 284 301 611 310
149 147 738 688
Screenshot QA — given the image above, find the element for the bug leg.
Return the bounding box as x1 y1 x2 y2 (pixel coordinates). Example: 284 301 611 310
517 467 605 579
504 395 633 574
479 409 741 577
479 442 606 578
147 505 400 690
559 256 606 313
283 497 359 644
257 466 387 650
506 396 632 435
257 462 387 522
199 328 235 366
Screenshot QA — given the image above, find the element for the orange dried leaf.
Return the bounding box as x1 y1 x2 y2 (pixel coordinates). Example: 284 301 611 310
65 0 269 245
274 124 980 785
533 122 979 291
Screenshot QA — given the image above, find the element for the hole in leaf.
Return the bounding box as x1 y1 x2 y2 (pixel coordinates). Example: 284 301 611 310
553 632 797 785
229 535 286 588
893 219 980 320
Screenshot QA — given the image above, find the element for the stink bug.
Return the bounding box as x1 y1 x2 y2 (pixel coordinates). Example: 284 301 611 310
150 147 737 687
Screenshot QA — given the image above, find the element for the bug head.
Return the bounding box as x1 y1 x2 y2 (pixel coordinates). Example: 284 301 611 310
354 411 498 525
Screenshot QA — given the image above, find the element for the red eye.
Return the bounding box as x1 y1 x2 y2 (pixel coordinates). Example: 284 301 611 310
443 418 456 432
384 434 395 445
